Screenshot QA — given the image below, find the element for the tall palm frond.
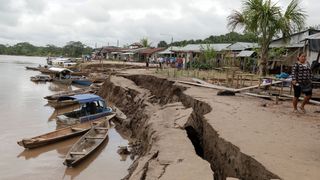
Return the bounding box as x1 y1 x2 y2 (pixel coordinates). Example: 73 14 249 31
281 0 307 37
227 10 245 31
226 0 306 76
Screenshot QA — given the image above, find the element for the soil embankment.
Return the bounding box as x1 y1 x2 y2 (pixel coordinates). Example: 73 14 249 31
97 74 297 180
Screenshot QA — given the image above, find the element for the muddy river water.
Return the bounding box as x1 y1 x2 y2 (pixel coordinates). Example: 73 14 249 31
0 55 132 180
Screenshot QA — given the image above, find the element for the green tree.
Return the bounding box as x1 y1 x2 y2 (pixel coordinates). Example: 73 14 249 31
200 44 216 64
157 41 168 48
140 38 151 47
227 0 306 76
0 44 7 54
63 41 89 57
44 44 63 56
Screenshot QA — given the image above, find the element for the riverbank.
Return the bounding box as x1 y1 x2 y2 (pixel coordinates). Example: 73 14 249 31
94 64 319 179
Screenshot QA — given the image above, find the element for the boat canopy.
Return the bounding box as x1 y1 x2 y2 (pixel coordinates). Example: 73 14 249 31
66 94 104 104
49 67 73 73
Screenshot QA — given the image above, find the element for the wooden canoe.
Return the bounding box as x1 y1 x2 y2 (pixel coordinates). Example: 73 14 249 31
63 118 111 167
17 114 115 149
47 99 77 109
44 88 94 100
25 66 40 71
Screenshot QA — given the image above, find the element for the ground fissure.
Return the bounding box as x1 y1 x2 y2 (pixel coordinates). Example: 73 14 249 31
98 74 280 180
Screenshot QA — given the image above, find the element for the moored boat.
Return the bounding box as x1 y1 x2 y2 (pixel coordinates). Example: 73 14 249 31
72 79 93 86
47 95 80 109
25 66 40 71
63 119 111 167
17 114 115 149
44 88 95 101
30 75 52 82
49 67 74 85
55 94 113 125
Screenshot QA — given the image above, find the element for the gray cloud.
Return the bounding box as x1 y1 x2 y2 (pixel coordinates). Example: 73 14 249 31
0 0 318 47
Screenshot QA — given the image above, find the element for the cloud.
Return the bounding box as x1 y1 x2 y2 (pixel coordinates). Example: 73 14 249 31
0 0 318 47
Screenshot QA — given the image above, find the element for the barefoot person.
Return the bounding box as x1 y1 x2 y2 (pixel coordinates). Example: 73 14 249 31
291 52 313 113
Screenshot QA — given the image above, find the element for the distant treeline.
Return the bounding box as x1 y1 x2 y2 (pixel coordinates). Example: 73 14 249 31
0 41 93 57
0 32 258 56
158 32 258 47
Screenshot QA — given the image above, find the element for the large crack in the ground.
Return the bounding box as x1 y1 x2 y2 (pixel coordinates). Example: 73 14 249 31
98 74 280 180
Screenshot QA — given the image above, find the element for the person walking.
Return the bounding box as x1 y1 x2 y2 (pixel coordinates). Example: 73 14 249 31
291 52 313 113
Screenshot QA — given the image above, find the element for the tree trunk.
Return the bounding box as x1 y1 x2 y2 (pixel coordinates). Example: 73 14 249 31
259 47 268 76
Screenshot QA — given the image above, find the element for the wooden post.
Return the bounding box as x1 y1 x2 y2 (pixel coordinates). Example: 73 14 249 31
269 78 273 95
236 74 240 88
240 75 244 87
280 81 284 96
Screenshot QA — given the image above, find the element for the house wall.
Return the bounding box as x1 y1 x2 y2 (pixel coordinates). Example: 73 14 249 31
271 31 309 46
308 50 319 63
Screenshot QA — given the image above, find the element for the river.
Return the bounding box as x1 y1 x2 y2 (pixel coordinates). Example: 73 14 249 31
0 55 132 180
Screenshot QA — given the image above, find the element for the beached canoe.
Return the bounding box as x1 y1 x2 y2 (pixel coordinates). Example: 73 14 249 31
44 88 94 101
48 98 78 109
63 118 111 167
30 75 53 82
17 114 115 149
25 66 40 71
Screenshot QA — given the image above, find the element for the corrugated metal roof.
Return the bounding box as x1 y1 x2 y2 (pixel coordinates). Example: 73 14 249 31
269 43 304 48
139 48 165 54
226 42 258 51
176 43 231 52
303 32 320 40
237 50 255 57
49 67 73 73
157 46 180 54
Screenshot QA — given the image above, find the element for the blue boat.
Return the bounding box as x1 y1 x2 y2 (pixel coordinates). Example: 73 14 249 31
56 94 113 125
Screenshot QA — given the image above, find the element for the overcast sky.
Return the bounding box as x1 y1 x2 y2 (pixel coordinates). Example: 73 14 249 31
0 0 318 47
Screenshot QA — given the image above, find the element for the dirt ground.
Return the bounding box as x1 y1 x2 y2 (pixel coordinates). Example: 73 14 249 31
184 85 320 180
94 63 320 180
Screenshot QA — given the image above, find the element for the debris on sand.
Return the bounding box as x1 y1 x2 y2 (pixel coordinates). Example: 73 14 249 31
217 90 236 96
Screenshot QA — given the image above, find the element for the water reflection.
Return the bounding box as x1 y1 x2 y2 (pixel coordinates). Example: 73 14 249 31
63 138 109 180
47 104 80 122
31 81 48 85
0 55 132 180
17 137 78 160
49 82 73 92
119 153 129 161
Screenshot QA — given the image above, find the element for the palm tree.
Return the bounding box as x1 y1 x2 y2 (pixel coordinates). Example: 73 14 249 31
140 37 151 47
227 0 306 76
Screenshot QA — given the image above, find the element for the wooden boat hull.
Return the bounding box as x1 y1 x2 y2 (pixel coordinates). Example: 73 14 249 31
56 108 113 126
79 109 112 123
44 88 94 100
47 99 77 109
30 77 52 82
25 66 40 71
16 116 113 149
63 117 113 167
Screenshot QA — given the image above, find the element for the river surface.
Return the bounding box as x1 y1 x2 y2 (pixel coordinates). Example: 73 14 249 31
0 55 132 180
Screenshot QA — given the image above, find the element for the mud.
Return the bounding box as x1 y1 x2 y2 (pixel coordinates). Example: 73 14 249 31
97 74 282 180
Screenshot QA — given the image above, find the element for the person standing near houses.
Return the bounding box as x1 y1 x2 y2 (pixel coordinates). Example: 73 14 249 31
182 55 186 69
291 52 313 113
146 56 150 69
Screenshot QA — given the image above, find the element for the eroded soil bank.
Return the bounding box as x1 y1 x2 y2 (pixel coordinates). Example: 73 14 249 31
97 74 285 180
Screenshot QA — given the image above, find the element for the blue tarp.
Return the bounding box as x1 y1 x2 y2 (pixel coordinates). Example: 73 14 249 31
69 94 103 104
